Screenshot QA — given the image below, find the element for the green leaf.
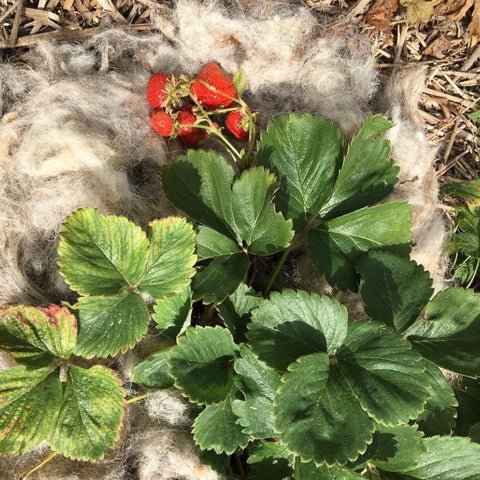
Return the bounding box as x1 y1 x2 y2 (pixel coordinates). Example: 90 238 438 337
363 424 426 472
248 449 293 479
232 346 281 439
152 285 192 338
193 395 249 454
247 440 293 465
295 461 364 479
132 347 174 388
442 178 480 206
337 321 429 425
161 150 234 237
58 210 196 303
0 366 62 454
58 208 149 296
217 283 261 342
274 352 374 465
0 305 77 365
379 436 480 479
256 113 343 230
230 167 294 255
197 448 231 474
247 290 348 370
357 251 433 332
192 253 249 304
458 232 480 257
49 365 125 461
196 226 239 260
405 288 480 376
309 201 412 291
456 377 480 437
454 259 478 286
74 292 149 359
233 68 248 96
138 216 196 299
169 326 236 404
320 115 397 218
417 359 457 436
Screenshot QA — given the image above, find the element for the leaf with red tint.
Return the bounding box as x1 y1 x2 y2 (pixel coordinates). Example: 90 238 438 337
0 304 77 366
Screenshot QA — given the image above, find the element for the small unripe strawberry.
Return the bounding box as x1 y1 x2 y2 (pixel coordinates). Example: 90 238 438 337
147 73 169 108
190 62 237 110
150 110 174 136
225 109 250 141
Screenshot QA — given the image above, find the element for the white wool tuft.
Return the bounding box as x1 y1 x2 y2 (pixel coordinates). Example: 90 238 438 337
0 0 446 478
145 390 192 427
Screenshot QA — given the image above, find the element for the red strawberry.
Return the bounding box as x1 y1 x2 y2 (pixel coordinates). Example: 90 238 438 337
147 73 169 108
190 62 237 110
150 110 174 136
177 111 208 146
225 110 250 141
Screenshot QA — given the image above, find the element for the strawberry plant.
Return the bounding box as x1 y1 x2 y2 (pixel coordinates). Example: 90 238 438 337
2 63 480 478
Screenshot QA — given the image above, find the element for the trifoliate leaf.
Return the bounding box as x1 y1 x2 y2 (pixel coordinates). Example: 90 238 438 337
247 290 348 370
309 201 412 291
0 366 62 454
405 288 480 376
417 359 457 436
132 346 174 388
295 461 364 479
59 210 196 302
49 365 125 461
138 216 196 299
357 251 433 332
196 226 239 260
274 352 374 465
152 285 192 338
256 113 342 230
0 304 77 366
378 436 480 479
337 321 429 425
161 150 234 237
232 346 281 439
217 283 261 342
192 253 249 304
193 395 249 454
319 115 397 218
169 326 236 404
230 167 293 255
58 208 149 296
456 377 480 437
362 424 426 472
74 292 149 359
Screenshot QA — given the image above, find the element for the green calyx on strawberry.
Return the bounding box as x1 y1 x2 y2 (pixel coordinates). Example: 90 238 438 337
190 62 238 110
147 73 190 110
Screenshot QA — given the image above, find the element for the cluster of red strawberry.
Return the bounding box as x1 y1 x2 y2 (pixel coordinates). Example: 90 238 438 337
147 62 253 147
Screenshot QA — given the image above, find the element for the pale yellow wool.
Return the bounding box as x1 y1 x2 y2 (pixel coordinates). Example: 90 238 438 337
0 0 446 478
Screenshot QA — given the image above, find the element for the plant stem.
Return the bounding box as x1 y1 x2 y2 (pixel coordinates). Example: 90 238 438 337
466 257 480 288
22 451 58 478
263 241 295 297
126 391 157 404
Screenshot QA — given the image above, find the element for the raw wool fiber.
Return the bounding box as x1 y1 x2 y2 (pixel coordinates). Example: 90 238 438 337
0 29 173 307
0 0 446 478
